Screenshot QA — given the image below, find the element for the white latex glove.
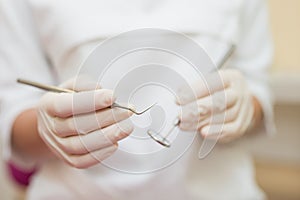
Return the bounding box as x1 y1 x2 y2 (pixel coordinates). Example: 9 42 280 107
37 78 134 168
177 69 255 143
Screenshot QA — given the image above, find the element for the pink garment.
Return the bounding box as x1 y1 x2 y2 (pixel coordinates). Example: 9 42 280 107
7 162 36 186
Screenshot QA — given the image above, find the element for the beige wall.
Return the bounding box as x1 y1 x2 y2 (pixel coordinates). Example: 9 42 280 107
256 2 300 199
268 0 300 72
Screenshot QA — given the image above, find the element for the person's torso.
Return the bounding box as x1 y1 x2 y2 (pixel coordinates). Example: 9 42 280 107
26 1 265 199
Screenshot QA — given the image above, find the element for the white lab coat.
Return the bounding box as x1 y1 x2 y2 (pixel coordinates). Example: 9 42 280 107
0 0 275 199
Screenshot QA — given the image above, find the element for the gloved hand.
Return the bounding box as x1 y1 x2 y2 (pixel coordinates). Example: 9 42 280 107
177 69 256 143
37 78 134 168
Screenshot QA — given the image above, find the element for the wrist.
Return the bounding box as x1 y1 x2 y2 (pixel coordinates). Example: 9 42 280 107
12 108 54 161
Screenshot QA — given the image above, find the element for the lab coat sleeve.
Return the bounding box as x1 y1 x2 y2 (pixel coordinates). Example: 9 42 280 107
0 0 55 169
229 0 276 135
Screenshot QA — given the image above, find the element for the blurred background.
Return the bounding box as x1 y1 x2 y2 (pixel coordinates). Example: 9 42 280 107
252 0 300 199
1 0 299 199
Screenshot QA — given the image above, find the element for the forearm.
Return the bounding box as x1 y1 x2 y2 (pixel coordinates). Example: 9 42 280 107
11 108 54 161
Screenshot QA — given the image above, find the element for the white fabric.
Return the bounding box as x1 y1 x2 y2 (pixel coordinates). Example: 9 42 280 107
0 0 274 199
0 0 54 169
